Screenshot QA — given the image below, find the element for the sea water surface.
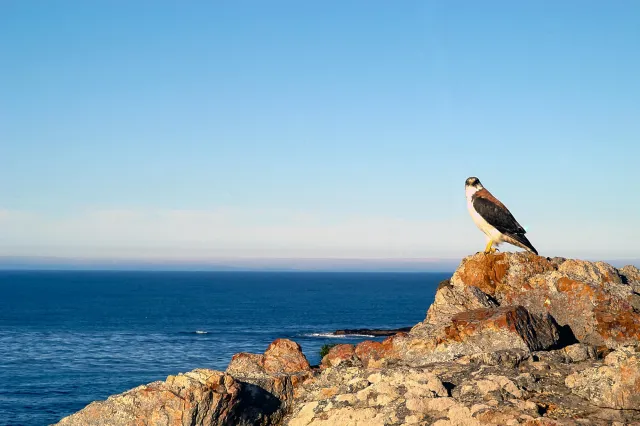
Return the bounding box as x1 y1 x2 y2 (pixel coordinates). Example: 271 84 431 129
0 271 447 425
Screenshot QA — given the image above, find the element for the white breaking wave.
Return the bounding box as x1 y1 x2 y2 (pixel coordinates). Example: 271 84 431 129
195 330 209 334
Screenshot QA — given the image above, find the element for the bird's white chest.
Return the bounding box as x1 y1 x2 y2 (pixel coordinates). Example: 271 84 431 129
467 199 504 242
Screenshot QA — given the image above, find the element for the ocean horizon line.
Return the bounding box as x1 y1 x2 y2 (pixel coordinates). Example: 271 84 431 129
0 255 462 272
0 255 638 273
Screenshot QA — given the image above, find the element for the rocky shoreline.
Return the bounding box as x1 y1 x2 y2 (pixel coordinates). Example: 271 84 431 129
56 253 640 425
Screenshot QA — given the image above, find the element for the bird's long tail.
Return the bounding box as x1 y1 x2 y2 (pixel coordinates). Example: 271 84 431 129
506 233 538 255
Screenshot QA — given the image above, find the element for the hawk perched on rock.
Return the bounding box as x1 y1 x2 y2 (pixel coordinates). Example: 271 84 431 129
465 177 538 255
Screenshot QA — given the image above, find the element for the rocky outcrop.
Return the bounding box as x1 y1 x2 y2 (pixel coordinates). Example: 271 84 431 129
391 305 561 366
226 339 313 425
56 339 312 426
439 252 640 348
289 253 640 425
288 345 640 425
56 369 243 426
57 254 640 425
227 339 311 377
320 344 357 370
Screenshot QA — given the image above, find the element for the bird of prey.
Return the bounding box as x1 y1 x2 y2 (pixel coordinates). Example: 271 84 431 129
465 177 538 255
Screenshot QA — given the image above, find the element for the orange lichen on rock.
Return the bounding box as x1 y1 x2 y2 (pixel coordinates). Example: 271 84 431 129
264 339 311 374
441 306 559 352
455 253 509 294
354 337 397 368
320 344 356 369
595 307 640 342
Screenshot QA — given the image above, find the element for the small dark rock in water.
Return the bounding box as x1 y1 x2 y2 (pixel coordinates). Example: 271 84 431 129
332 327 412 336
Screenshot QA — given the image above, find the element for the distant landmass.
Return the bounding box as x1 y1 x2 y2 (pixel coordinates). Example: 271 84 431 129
0 255 637 272
0 256 461 272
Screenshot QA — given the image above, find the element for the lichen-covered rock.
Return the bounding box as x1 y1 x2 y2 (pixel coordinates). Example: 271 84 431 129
286 365 451 425
320 344 357 369
264 339 312 375
58 339 313 426
533 343 598 364
620 265 640 283
565 346 640 410
440 253 640 348
285 350 640 425
353 337 399 368
55 369 242 426
226 339 313 424
424 279 498 325
620 265 640 296
391 306 560 366
227 339 311 377
442 306 560 352
449 252 556 297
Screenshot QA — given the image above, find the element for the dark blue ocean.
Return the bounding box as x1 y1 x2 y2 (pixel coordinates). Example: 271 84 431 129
0 271 447 425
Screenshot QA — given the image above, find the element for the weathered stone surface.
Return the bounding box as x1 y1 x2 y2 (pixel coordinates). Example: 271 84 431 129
285 351 640 425
449 252 556 297
226 339 313 424
264 339 312 375
442 252 640 348
226 352 266 376
320 344 357 369
354 337 398 368
58 339 313 426
620 264 640 286
286 365 451 426
442 306 560 352
534 343 598 364
392 306 560 366
56 369 242 426
565 346 640 410
424 279 498 325
227 339 311 377
620 265 640 301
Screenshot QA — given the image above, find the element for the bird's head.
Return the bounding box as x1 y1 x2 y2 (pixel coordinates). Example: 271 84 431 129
465 176 484 197
465 176 483 188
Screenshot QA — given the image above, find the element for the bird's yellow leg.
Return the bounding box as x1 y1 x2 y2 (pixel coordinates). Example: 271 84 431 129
484 240 497 254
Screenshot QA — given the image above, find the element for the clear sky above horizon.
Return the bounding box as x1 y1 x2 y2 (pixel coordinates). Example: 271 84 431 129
1 1 639 262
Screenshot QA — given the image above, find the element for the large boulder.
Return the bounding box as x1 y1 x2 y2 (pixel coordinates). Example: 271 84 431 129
424 279 498 325
320 344 357 369
226 339 313 425
55 369 243 426
434 252 640 348
390 305 561 366
332 305 560 369
227 339 311 377
57 339 313 426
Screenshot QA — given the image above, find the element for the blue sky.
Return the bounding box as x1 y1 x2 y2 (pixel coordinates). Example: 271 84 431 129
1 1 638 263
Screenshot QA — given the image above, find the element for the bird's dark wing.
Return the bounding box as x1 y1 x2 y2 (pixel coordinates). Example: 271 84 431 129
472 196 526 235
